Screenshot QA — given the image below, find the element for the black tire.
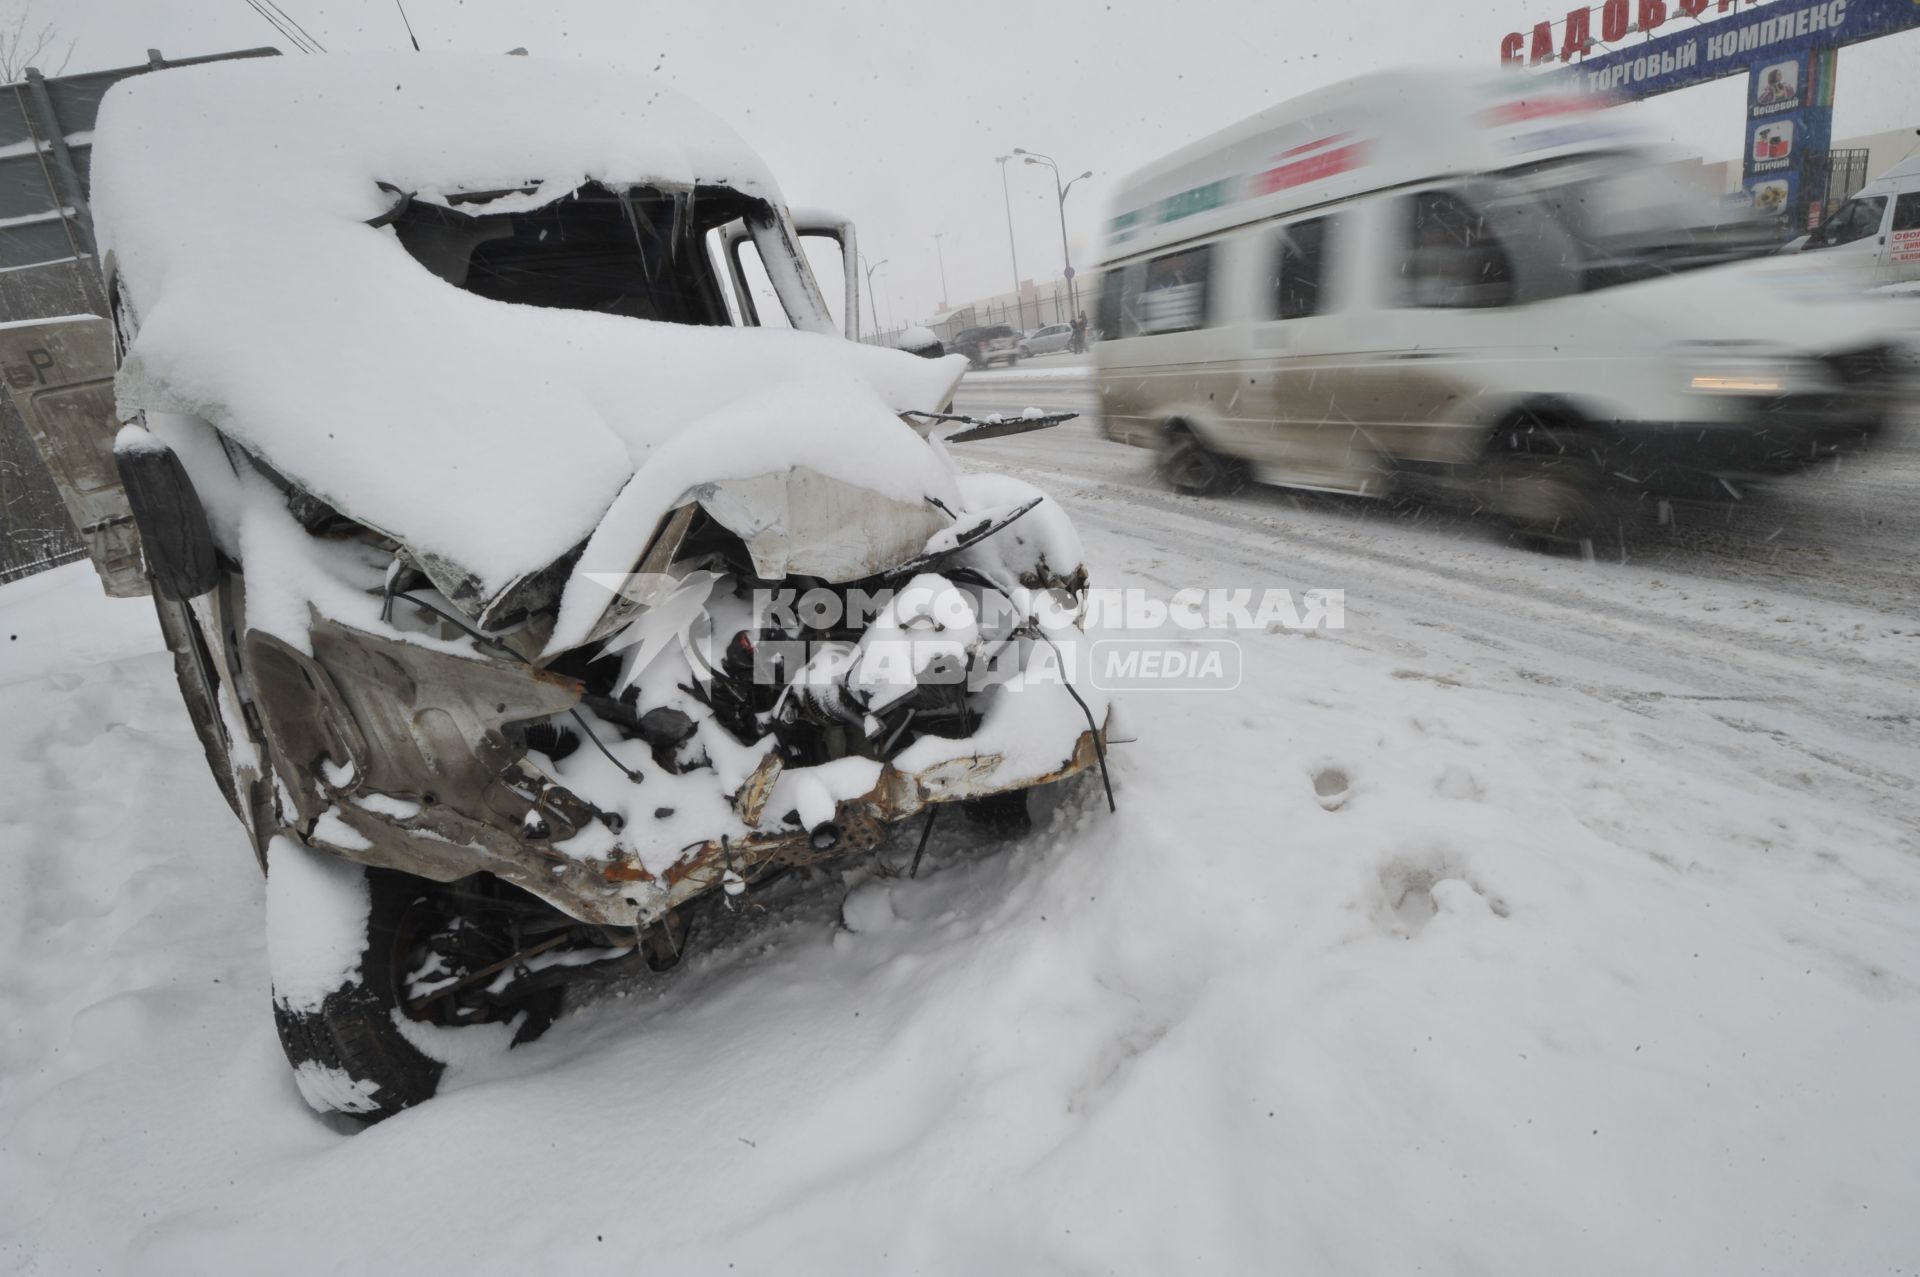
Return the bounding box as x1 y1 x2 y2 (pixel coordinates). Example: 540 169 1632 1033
272 863 445 1122
1480 413 1608 550
270 850 565 1123
1160 426 1247 496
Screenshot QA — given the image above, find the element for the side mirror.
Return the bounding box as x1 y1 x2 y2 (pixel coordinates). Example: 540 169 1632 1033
114 428 218 601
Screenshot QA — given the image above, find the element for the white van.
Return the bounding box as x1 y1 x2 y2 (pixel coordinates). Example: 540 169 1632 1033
1793 151 1920 285
1092 70 1917 539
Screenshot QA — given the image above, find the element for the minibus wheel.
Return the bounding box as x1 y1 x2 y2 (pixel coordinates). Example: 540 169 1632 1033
1161 424 1246 496
1480 423 1605 549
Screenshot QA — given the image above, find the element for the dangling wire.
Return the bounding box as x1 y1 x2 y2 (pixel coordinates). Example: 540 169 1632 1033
909 805 938 878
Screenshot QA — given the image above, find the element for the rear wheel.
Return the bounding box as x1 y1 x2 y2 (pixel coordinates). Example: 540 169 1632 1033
1161 425 1247 496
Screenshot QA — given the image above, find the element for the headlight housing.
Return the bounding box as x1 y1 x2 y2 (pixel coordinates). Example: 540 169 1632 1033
1678 344 1817 397
1688 371 1787 395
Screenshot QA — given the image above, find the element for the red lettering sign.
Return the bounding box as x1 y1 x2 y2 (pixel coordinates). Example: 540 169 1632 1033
1601 0 1631 41
1250 140 1371 196
1529 19 1555 62
1560 7 1594 59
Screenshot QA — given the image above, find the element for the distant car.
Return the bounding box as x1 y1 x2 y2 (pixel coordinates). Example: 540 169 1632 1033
951 324 1020 369
1018 323 1075 357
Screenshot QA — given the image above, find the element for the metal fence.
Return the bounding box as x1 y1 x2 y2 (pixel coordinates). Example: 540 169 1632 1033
0 47 276 587
0 258 104 584
1821 148 1872 217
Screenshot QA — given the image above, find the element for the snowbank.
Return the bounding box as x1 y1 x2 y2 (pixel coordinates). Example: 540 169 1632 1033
7 496 1920 1272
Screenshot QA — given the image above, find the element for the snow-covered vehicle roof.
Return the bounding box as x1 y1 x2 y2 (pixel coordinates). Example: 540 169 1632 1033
92 53 963 614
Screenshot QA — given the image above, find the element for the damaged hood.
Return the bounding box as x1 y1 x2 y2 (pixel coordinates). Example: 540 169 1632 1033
546 375 962 652
93 52 965 608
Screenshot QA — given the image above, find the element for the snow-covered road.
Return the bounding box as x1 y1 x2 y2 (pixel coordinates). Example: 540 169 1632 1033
3 370 1918 1274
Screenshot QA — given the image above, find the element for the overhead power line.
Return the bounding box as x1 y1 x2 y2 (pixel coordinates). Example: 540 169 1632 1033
241 0 319 53
261 0 326 52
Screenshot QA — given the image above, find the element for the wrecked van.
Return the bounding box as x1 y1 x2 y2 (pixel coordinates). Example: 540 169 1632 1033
0 53 1111 1121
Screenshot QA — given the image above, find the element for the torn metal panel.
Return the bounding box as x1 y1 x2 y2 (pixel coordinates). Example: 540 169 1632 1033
692 467 947 582
305 716 1110 929
0 314 146 596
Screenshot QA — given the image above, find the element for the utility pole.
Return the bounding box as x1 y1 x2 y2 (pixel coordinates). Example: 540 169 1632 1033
1014 148 1092 321
862 255 888 342
932 232 949 310
995 155 1024 329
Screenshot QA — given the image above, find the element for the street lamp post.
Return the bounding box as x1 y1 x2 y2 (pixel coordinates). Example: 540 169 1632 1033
1014 147 1093 323
994 155 1024 329
862 255 888 342
932 232 949 310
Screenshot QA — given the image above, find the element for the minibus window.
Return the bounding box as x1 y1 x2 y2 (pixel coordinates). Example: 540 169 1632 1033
1273 217 1333 320
1096 266 1130 339
1814 196 1887 248
1892 193 1920 233
1401 191 1513 309
1137 245 1212 334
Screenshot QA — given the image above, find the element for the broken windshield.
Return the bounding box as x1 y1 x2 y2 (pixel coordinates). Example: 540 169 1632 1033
387 182 764 324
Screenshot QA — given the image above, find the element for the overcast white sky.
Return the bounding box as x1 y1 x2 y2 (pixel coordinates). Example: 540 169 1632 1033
43 0 1920 325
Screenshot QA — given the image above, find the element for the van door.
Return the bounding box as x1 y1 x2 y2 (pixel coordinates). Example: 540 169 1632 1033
1806 193 1891 272
713 211 842 337
1242 213 1375 489
1887 190 1920 284
1095 243 1238 450
1335 188 1518 472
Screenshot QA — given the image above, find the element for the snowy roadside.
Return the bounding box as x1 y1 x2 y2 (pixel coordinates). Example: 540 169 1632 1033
4 470 1919 1275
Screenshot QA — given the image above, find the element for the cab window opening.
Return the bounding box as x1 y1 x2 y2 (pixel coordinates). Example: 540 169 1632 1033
1400 190 1514 309
388 182 760 324
1272 216 1334 320
1813 195 1886 248
1136 244 1213 334
1887 192 1919 234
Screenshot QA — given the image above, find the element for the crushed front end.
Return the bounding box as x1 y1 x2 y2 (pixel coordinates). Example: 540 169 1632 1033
246 460 1112 934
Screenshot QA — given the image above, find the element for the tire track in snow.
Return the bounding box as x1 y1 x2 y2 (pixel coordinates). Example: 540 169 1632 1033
947 419 1920 836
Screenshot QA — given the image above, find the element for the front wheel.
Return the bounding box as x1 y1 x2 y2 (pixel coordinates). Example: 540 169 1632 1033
267 839 568 1122
1479 448 1607 550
